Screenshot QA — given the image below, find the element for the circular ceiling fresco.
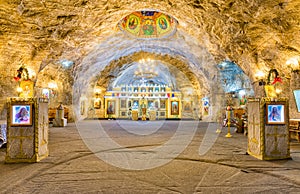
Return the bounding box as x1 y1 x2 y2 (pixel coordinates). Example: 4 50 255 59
119 10 178 39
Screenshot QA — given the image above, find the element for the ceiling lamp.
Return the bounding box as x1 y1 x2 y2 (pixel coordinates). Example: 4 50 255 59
134 58 158 79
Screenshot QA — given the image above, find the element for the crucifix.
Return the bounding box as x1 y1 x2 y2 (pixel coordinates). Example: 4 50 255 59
249 114 259 144
267 126 286 155
40 115 48 145
12 128 32 158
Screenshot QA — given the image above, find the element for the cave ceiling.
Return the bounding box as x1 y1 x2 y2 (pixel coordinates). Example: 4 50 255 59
1 0 300 92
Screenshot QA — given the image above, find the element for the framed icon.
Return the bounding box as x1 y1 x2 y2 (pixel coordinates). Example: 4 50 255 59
266 102 285 124
11 104 32 126
120 99 127 109
94 99 101 109
160 100 166 109
132 100 139 110
171 101 179 115
107 100 115 115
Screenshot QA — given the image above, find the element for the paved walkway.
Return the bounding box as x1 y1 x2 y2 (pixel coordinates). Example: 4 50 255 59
0 120 300 193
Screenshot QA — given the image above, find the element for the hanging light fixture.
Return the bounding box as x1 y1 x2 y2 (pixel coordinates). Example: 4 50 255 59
134 58 158 79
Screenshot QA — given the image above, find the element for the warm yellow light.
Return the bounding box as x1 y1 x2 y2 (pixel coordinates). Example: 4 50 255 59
286 56 299 70
17 87 23 93
95 88 101 93
48 81 58 89
275 88 282 94
255 71 265 79
27 67 36 80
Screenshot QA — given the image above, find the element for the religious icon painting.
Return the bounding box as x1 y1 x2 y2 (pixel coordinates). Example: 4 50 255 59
94 99 101 109
266 102 285 125
11 104 32 126
160 100 166 109
184 101 192 112
120 100 127 109
126 14 140 35
107 100 115 115
132 100 139 110
171 101 179 115
148 100 154 109
154 101 159 109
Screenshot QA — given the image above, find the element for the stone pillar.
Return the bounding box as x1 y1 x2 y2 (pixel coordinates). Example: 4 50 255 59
5 97 49 163
247 97 290 160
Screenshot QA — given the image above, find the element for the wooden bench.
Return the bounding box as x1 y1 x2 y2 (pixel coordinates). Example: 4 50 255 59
289 119 300 142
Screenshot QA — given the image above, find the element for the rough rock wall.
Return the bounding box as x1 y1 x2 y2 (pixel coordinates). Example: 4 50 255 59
0 0 300 120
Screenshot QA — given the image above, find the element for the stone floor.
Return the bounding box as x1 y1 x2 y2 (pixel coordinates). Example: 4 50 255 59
0 120 300 193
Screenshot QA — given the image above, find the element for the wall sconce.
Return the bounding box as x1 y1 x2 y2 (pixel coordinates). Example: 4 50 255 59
94 88 101 98
48 81 57 89
16 87 23 97
26 67 36 80
275 88 282 95
254 71 266 86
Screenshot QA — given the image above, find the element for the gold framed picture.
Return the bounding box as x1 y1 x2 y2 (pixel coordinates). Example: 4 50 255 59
107 100 115 115
94 99 101 109
266 102 286 124
11 104 32 126
171 101 179 115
